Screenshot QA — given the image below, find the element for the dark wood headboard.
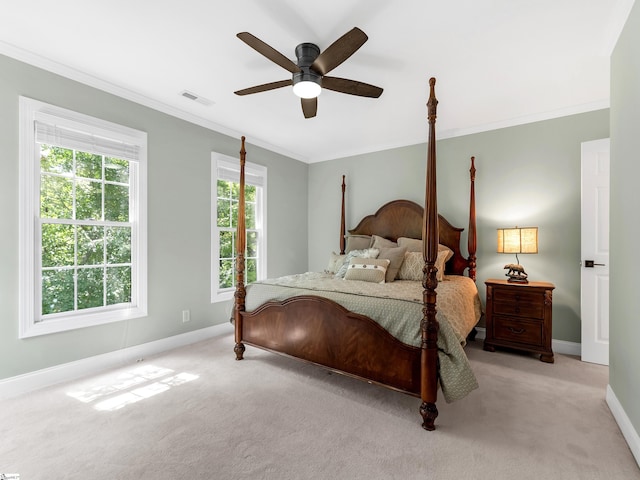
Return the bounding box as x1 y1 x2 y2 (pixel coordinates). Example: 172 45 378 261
348 200 471 277
338 156 477 280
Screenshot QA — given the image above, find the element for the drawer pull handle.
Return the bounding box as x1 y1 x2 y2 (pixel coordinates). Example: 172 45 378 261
507 327 525 334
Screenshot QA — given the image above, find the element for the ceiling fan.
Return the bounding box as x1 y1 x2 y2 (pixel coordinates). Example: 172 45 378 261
234 27 383 119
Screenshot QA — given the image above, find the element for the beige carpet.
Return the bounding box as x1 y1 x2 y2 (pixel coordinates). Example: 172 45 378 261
1 328 639 479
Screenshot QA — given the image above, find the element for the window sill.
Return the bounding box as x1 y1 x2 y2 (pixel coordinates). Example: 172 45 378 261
212 289 235 304
19 305 147 339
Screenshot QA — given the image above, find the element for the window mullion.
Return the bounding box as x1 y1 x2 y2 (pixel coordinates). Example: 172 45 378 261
72 149 78 313
73 224 78 312
103 226 108 309
102 155 107 308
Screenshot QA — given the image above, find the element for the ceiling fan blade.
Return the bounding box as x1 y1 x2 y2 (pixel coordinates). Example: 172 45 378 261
311 27 368 76
322 76 383 98
237 32 301 74
234 79 292 96
301 97 317 118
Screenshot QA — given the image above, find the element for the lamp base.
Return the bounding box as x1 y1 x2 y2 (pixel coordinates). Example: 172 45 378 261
507 276 529 283
504 263 529 283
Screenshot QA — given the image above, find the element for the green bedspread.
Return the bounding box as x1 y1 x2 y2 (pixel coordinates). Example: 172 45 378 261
244 272 481 402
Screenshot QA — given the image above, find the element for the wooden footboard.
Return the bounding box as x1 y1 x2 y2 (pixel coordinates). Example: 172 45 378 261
240 296 422 395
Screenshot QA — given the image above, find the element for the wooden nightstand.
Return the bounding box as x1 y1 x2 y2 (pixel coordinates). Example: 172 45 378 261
483 279 555 363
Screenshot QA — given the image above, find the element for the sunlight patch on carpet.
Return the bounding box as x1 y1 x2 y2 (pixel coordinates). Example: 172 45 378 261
66 364 199 411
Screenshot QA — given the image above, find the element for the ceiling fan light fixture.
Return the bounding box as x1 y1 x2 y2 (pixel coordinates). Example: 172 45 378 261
292 71 322 99
293 80 322 99
235 29 383 116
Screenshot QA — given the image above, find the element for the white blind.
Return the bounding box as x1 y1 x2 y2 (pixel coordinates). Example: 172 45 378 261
217 162 264 187
35 120 141 162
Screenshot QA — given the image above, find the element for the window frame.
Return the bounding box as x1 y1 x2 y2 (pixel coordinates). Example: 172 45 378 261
211 152 267 303
19 97 148 338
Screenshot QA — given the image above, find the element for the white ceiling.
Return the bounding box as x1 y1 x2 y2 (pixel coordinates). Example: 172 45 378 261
0 0 634 163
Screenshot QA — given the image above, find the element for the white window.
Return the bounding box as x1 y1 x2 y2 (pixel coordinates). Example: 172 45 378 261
19 97 148 338
211 153 266 302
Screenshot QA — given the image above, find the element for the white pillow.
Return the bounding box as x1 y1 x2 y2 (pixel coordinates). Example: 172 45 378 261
334 248 379 278
325 252 346 274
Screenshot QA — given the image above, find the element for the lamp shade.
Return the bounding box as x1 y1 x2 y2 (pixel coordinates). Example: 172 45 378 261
497 227 538 254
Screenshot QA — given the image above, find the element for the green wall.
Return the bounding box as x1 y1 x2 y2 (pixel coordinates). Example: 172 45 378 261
0 53 308 380
611 0 640 437
309 109 609 343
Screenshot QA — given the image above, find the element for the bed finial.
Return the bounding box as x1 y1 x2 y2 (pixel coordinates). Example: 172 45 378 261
427 77 438 122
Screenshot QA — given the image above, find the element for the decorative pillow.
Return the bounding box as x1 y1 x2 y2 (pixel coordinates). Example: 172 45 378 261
397 251 423 281
397 237 454 262
377 246 407 282
439 244 454 262
397 249 450 281
435 248 450 281
325 252 346 274
344 257 390 284
371 234 397 249
344 234 372 252
397 237 422 252
334 248 380 278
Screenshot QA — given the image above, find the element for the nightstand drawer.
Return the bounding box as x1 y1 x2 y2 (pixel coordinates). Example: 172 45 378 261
494 301 543 318
493 316 543 346
493 291 543 318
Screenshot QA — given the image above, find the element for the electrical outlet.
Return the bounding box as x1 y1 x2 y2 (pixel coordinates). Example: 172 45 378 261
182 310 190 323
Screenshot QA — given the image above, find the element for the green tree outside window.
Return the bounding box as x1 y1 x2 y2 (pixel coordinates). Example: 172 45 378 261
217 180 259 289
40 145 132 317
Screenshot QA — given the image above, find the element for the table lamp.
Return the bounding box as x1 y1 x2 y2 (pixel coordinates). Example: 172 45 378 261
497 226 538 283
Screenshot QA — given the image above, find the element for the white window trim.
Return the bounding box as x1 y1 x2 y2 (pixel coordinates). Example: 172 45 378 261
211 152 267 303
19 97 148 338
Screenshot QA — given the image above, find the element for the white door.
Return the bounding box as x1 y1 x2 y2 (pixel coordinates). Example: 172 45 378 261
580 138 610 365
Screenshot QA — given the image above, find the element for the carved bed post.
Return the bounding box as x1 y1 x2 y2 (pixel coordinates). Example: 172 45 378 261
468 157 477 281
420 77 439 431
234 136 247 360
340 175 346 255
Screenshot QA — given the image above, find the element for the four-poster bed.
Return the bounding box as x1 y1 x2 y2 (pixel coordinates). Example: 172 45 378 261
233 78 479 430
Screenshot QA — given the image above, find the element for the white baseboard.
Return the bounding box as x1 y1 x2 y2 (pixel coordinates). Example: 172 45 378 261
0 322 233 401
606 385 640 468
472 327 581 356
551 338 581 356
473 326 486 340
